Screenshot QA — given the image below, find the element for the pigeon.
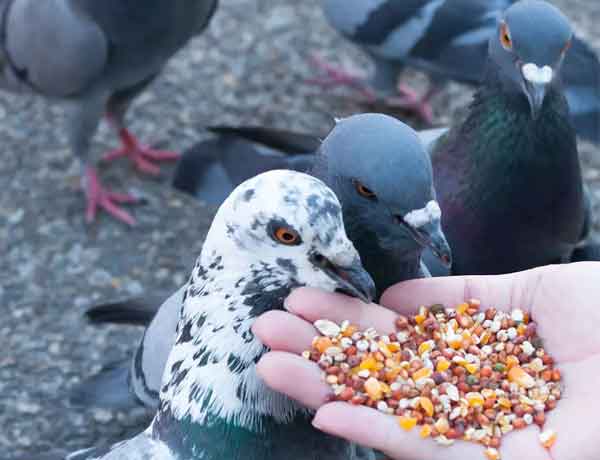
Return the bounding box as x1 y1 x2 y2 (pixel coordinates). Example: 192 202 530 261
419 0 590 275
70 113 451 412
173 114 452 294
0 0 218 225
312 0 600 144
62 169 376 460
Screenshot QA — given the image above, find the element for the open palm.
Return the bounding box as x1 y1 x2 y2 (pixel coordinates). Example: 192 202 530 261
253 262 600 460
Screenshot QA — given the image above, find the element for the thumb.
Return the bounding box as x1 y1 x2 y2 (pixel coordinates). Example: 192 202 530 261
379 266 550 316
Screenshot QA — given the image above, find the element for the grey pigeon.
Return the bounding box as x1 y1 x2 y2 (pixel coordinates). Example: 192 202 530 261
420 0 590 275
61 170 376 460
71 114 451 412
172 114 452 295
0 0 218 225
313 0 600 144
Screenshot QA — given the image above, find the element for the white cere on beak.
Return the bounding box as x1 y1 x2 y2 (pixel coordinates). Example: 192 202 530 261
404 201 441 228
522 63 553 85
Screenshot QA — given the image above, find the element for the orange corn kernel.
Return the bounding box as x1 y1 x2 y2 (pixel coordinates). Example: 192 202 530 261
420 424 432 438
314 337 333 354
415 314 427 325
378 341 393 358
364 377 383 400
412 367 432 381
465 363 479 374
456 303 469 315
420 397 435 417
342 325 358 337
498 398 512 410
506 355 520 370
398 416 418 431
539 429 557 449
360 356 378 371
466 392 485 408
484 448 501 460
436 358 451 372
508 366 536 389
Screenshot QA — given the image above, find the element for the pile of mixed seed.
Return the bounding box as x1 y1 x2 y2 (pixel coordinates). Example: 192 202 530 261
304 299 562 460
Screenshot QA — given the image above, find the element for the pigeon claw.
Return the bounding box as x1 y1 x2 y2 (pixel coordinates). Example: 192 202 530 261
306 54 377 102
103 128 180 176
84 167 137 226
378 84 435 125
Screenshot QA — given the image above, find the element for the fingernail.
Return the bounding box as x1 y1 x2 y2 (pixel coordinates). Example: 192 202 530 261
283 288 301 312
312 417 323 430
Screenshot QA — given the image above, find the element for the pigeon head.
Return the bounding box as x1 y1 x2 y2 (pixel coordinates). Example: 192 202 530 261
489 0 573 118
201 169 375 304
319 113 452 269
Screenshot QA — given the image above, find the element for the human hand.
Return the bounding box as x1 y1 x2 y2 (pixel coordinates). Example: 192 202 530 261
253 263 600 460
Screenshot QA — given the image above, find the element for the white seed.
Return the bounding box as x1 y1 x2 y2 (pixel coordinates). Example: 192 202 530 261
446 384 460 401
435 436 454 446
396 331 409 343
326 375 338 384
511 309 525 322
357 370 370 378
325 346 343 356
333 353 347 362
449 406 462 420
340 337 353 349
523 414 533 425
490 321 502 333
314 320 341 338
497 330 509 342
377 401 389 413
356 340 370 352
507 327 518 340
302 351 311 359
522 341 535 356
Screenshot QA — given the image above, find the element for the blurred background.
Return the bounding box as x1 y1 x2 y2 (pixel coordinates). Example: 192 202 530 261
0 0 598 458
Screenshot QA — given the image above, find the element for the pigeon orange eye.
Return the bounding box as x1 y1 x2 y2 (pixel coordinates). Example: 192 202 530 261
562 39 572 54
500 23 513 50
274 227 301 246
354 180 376 199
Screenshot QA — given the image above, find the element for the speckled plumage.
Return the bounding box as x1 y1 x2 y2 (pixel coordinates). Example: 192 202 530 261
62 170 375 460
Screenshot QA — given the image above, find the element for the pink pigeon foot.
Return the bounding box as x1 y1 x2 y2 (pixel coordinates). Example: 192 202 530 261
379 83 437 125
305 54 377 101
84 167 138 226
102 128 180 176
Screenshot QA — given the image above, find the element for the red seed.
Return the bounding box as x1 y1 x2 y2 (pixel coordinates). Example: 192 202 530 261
339 387 354 401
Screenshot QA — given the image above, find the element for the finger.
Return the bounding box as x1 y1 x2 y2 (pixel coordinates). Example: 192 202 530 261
257 351 330 410
380 268 544 316
285 288 398 333
253 310 316 354
313 403 485 460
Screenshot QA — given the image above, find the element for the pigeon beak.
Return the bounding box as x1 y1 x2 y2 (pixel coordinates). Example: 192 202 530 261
311 253 376 304
525 82 548 119
521 63 553 119
400 220 452 268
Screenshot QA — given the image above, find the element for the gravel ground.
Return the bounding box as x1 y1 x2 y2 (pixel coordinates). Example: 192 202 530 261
1 0 599 458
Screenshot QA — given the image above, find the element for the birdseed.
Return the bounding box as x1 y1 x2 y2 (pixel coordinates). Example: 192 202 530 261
304 300 562 459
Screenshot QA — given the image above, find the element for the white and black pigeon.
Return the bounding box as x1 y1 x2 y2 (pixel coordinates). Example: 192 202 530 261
58 170 376 460
0 0 218 225
312 0 600 144
70 113 451 412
